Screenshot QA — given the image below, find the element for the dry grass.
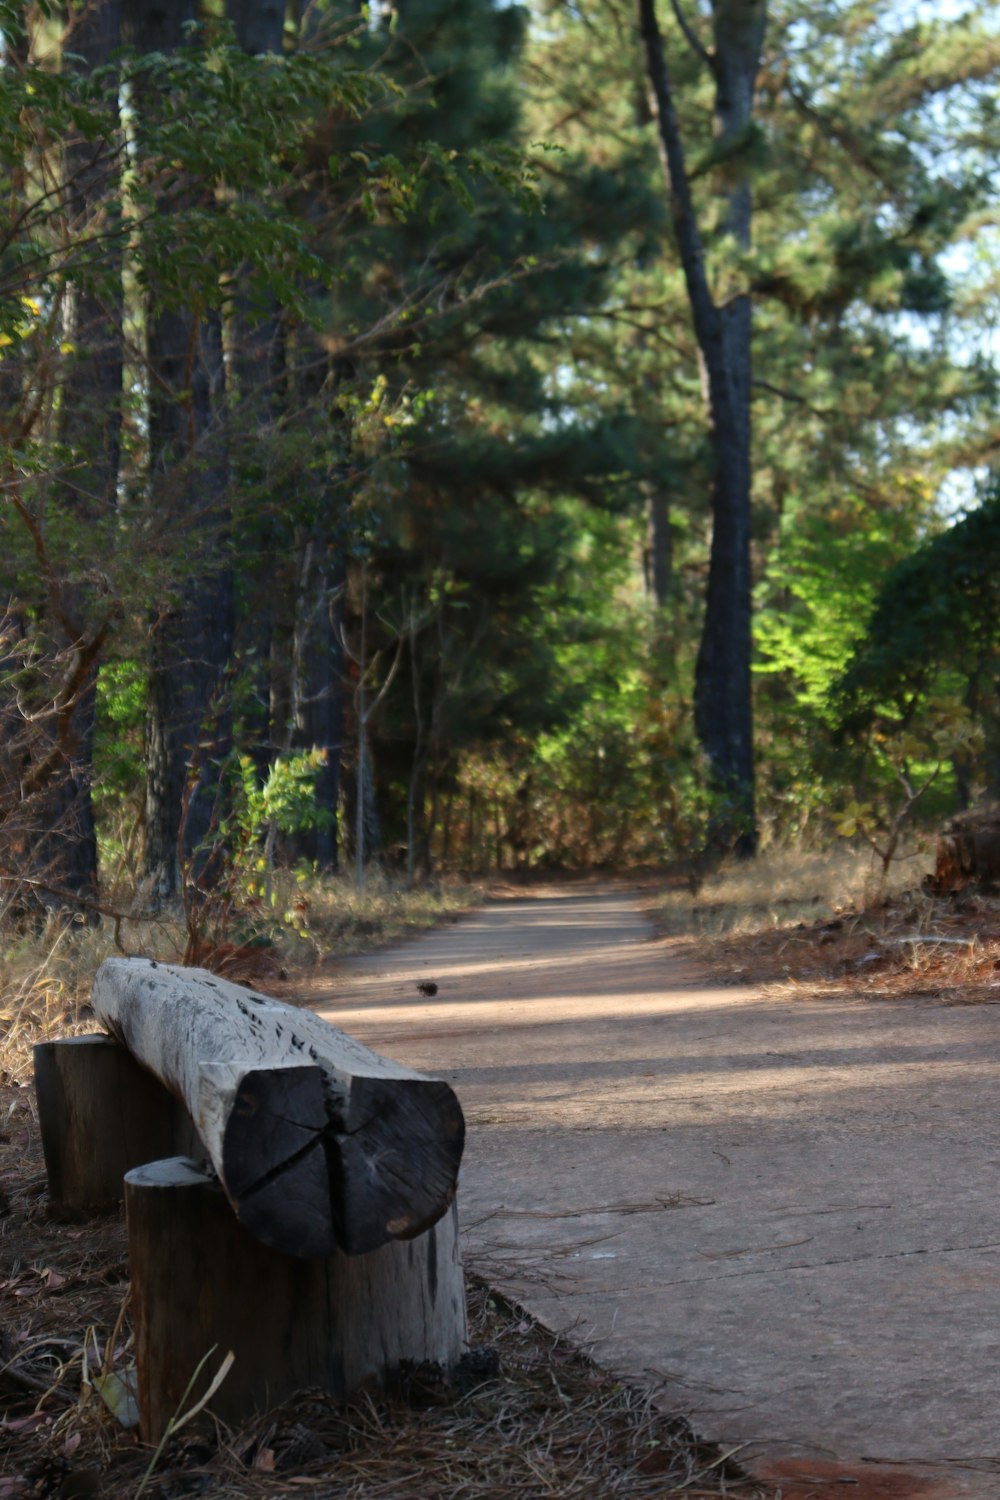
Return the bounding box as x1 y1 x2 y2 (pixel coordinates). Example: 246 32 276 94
0 873 483 1086
651 840 1000 1008
652 842 934 941
296 869 486 959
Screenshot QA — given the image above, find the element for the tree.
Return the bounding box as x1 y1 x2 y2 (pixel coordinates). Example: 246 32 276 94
0 0 124 914
836 486 1000 803
638 0 765 855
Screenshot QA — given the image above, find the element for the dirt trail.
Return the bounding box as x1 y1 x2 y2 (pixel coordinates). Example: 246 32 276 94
306 884 1000 1498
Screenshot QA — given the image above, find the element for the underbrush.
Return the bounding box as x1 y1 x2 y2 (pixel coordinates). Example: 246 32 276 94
0 871 483 1085
652 841 934 940
651 840 1000 1006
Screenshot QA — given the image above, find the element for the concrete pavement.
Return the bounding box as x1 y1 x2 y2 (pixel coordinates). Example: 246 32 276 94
308 885 1000 1499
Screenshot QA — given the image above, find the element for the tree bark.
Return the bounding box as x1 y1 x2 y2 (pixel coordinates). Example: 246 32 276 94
644 484 673 607
228 0 285 53
293 543 344 869
638 0 763 854
93 957 465 1258
33 1034 198 1213
33 0 125 906
125 1 235 899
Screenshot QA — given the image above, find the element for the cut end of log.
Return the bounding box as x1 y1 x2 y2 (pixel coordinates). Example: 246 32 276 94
219 1065 337 1259
334 1075 465 1255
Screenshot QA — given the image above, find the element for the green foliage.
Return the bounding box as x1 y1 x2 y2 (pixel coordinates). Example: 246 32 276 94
832 699 983 890
232 750 335 845
92 661 147 864
183 750 333 954
836 487 1000 736
7 0 1000 891
755 494 924 724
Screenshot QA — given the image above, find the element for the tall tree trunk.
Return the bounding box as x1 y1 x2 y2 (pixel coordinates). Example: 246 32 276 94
228 0 285 52
644 484 672 607
41 0 124 907
294 546 344 870
638 0 763 855
126 1 234 899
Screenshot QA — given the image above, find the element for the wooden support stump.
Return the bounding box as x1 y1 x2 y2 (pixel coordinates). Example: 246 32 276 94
124 1157 467 1442
33 1035 200 1214
94 958 465 1258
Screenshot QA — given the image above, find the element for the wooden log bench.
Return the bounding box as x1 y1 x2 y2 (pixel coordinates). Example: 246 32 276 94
34 957 467 1441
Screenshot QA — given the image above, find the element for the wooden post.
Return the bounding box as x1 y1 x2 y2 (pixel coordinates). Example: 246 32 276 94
125 1157 467 1442
33 1034 200 1214
93 958 465 1258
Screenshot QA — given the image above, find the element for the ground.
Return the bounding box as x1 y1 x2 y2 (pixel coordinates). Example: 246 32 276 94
2 870 996 1498
0 1111 767 1498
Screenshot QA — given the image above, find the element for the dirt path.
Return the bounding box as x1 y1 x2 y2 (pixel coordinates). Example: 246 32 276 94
306 884 1000 1498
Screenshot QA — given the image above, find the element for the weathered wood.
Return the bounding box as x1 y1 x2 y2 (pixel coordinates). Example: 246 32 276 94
125 1156 467 1441
92 957 465 1257
33 1034 199 1213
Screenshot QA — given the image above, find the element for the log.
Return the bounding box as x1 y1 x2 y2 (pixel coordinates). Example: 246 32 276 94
33 1034 200 1214
125 1156 467 1441
92 958 464 1258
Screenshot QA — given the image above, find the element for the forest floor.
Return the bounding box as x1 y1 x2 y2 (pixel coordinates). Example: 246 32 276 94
2 858 999 1497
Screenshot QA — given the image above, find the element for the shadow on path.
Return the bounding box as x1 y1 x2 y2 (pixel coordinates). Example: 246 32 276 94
305 884 1000 1499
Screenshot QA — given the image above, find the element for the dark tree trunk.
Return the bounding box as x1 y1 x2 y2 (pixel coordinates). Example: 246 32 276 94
142 302 232 897
294 546 344 869
125 2 234 898
35 0 125 906
638 0 763 855
228 0 285 53
644 485 672 607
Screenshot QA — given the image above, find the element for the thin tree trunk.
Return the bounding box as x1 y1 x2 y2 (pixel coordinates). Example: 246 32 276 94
644 485 672 607
638 0 763 855
291 546 343 870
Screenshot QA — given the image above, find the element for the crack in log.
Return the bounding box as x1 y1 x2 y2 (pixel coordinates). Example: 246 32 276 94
233 1129 326 1205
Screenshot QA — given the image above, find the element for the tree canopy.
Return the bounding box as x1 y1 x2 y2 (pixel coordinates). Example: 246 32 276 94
2 0 1000 917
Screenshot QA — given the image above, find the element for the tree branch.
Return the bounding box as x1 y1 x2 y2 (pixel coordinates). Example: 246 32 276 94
668 0 715 72
636 0 720 356
751 378 833 419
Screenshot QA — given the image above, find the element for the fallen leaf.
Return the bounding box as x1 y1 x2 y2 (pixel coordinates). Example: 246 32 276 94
253 1448 276 1471
41 1268 67 1289
93 1368 140 1429
1 1414 49 1435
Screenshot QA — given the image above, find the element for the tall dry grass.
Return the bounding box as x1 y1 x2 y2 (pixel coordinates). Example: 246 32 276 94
0 871 483 1084
653 840 935 941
